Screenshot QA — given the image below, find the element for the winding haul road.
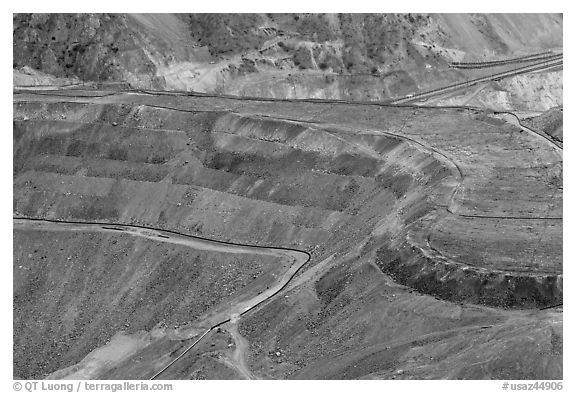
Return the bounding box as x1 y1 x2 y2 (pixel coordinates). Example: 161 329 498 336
14 53 562 378
13 217 310 379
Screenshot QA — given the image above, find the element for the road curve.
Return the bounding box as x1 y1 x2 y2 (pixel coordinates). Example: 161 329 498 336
14 85 562 376
493 111 563 152
13 217 311 380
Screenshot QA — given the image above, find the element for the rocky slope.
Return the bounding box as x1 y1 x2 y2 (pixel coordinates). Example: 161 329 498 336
13 89 562 379
12 12 563 381
14 227 284 379
524 107 563 141
13 13 562 104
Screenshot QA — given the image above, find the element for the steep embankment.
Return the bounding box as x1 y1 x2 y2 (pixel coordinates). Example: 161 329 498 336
13 90 562 379
14 91 562 303
14 96 446 260
523 107 563 142
13 95 434 378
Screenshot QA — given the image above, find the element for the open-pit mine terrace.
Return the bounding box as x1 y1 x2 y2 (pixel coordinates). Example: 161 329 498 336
13 88 562 379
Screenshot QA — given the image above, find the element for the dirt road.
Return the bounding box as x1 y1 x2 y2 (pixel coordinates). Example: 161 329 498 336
493 112 563 152
14 217 310 379
391 58 562 104
226 314 257 380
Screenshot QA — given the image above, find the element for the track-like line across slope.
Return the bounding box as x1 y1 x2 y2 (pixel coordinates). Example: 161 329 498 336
15 88 561 290
13 217 311 380
14 83 563 377
494 111 563 151
15 92 561 249
449 52 562 69
391 58 563 104
15 91 561 258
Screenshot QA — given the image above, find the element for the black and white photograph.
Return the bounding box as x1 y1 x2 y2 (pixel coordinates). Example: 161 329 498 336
7 6 568 389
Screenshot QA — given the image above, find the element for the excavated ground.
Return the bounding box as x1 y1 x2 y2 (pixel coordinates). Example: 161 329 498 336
13 89 562 379
13 224 288 379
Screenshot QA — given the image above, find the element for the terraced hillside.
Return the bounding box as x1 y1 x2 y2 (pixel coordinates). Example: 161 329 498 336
13 89 562 379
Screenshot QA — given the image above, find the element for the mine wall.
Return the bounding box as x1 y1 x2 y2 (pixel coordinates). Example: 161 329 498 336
13 100 562 309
